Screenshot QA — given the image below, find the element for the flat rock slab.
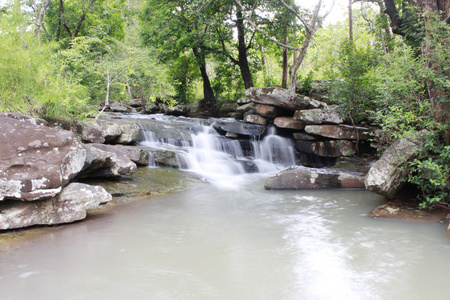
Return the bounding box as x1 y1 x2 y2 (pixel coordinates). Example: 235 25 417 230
245 87 311 110
265 166 366 190
0 183 111 230
213 120 265 136
305 124 370 140
0 116 86 201
294 108 344 124
274 117 305 130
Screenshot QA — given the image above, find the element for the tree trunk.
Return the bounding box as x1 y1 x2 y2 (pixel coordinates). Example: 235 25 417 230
349 0 353 41
193 47 217 114
236 7 254 89
281 36 289 89
35 0 51 43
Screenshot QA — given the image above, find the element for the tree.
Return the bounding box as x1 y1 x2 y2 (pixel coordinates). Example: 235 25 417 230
140 0 218 113
235 0 330 91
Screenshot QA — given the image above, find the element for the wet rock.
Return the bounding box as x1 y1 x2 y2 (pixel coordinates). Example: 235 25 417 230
265 166 366 190
305 124 370 140
235 102 256 119
0 183 111 230
245 87 311 110
0 116 86 201
296 140 356 157
244 114 267 126
150 149 180 168
76 121 105 144
365 130 427 199
274 117 305 130
293 108 344 124
255 104 279 118
82 144 137 178
213 120 265 136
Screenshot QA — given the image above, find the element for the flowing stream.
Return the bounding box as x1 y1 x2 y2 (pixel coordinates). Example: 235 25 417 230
1 114 450 299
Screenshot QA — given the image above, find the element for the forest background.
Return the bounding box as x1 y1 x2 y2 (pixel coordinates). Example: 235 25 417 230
0 0 448 207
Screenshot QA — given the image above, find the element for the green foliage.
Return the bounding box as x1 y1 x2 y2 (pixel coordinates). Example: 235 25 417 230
329 41 378 122
0 13 91 120
297 71 314 95
407 126 450 208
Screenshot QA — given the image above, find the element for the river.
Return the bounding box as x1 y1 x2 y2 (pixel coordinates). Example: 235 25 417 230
1 114 450 299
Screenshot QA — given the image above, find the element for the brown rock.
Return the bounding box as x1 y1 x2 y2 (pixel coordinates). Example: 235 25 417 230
244 114 267 126
295 140 356 157
305 124 370 140
274 117 305 130
255 104 279 118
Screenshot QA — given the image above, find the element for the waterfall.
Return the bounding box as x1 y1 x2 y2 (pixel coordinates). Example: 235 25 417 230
133 114 297 182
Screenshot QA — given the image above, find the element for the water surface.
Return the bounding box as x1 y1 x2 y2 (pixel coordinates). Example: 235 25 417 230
1 174 449 300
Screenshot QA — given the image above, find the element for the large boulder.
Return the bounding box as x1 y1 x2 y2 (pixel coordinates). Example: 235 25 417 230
0 183 111 230
293 108 344 124
150 149 181 168
265 166 366 190
77 121 105 143
245 87 311 110
98 120 143 144
365 130 427 199
295 140 356 157
213 120 265 136
0 116 86 201
82 144 137 178
305 124 370 140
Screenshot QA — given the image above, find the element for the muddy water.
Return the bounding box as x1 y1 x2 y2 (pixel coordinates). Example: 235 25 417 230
1 174 449 300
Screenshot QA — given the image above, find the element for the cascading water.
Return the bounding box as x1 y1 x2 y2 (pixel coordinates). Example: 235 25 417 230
131 114 297 184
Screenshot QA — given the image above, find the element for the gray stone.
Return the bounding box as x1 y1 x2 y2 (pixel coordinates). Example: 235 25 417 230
130 99 145 107
114 145 150 166
213 120 265 136
109 102 136 113
274 117 305 130
0 116 86 202
0 183 111 230
237 97 251 104
265 166 366 190
245 87 311 110
150 149 180 168
365 130 427 199
98 121 143 144
305 124 370 140
244 114 267 126
293 108 344 124
82 144 137 177
296 140 356 157
77 121 105 143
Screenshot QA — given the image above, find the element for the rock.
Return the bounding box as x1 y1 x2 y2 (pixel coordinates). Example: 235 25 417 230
221 102 238 113
150 149 181 168
293 132 317 141
235 102 256 119
0 116 86 202
114 145 150 166
98 120 143 144
108 102 136 113
130 99 145 108
305 124 370 140
0 183 111 230
293 108 344 124
274 117 305 130
0 112 48 126
295 140 356 157
365 130 427 199
244 114 267 126
237 96 251 104
265 165 366 190
82 144 137 177
213 120 265 136
245 87 311 110
255 104 279 118
76 121 105 143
